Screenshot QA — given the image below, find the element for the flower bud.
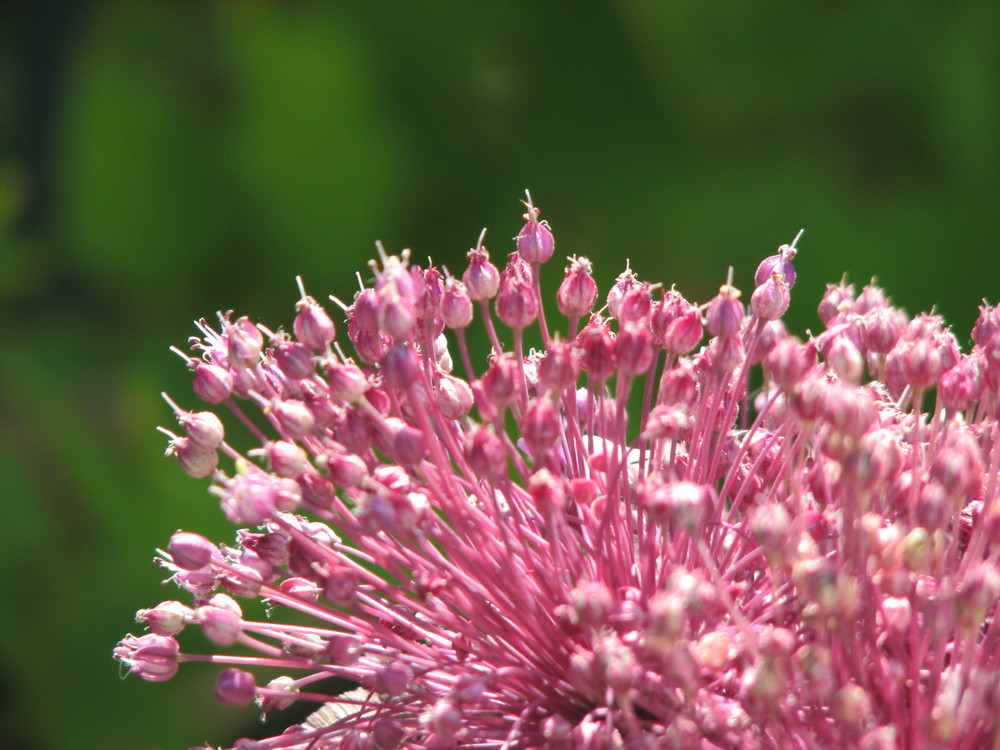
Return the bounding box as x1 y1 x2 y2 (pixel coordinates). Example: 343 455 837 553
191 362 233 404
516 200 555 264
136 600 192 636
538 339 579 393
273 336 316 380
216 668 256 706
168 531 216 570
225 316 263 369
435 373 474 419
113 633 180 682
441 278 473 329
750 273 790 321
463 246 500 300
294 295 336 350
755 240 798 289
557 256 598 318
705 283 743 338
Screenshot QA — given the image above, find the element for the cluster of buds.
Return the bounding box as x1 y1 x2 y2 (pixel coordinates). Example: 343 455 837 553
117 193 1000 749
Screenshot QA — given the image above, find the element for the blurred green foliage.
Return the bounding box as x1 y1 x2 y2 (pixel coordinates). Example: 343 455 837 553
1 1 999 748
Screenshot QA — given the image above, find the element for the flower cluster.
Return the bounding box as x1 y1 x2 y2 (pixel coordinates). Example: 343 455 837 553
117 195 1000 749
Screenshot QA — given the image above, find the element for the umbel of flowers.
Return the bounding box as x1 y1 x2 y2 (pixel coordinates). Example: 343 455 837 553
116 194 1000 750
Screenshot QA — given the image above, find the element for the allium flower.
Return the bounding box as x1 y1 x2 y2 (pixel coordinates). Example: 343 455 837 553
117 195 1000 749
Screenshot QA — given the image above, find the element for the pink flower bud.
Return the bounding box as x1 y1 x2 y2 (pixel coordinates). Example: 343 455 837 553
216 668 256 706
516 199 555 264
378 284 417 340
521 396 561 456
606 268 638 321
349 288 380 334
528 468 566 515
705 283 744 338
294 295 336 350
272 336 315 380
323 564 359 607
136 600 192 636
577 320 617 382
480 353 523 410
436 373 474 419
463 246 500 301
441 278 473 329
225 316 263 369
750 273 790 321
168 531 216 570
754 242 797 289
269 398 314 439
197 601 242 647
619 285 652 324
663 308 703 355
167 436 218 478
280 576 319 603
191 361 233 403
266 440 311 478
557 256 598 318
466 427 506 480
538 339 579 393
179 410 225 450
496 262 538 329
615 321 653 376
381 345 420 389
373 660 413 697
114 633 180 682
818 279 854 326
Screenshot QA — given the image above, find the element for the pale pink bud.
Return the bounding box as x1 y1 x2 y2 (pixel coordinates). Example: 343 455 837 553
521 396 561 455
113 633 180 682
663 308 703 354
755 242 797 289
577 320 616 381
326 359 368 403
818 279 854 326
167 436 218 478
528 468 566 515
615 321 653 375
272 336 315 380
378 284 417 340
516 201 555 264
463 247 500 300
191 362 233 403
225 316 263 369
168 531 216 570
323 564 359 608
381 345 420 389
750 272 790 320
136 600 192 636
294 295 336 350
326 452 368 488
197 600 242 647
606 268 638 321
266 440 310 478
466 427 506 480
216 668 256 706
538 339 579 393
271 398 315 439
480 353 523 409
557 256 597 318
435 373 474 419
373 661 412 697
705 283 743 338
496 262 538 329
441 278 473 328
179 410 225 450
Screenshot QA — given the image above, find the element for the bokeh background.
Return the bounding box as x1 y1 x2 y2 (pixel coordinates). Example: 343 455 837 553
2 2 999 748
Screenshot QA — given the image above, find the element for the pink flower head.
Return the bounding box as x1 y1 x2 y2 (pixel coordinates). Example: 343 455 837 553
123 196 1000 750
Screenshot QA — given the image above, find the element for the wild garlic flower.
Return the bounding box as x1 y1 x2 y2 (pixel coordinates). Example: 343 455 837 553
117 195 1000 749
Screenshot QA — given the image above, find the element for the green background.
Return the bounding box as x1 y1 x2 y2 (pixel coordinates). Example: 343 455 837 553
2 2 999 748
